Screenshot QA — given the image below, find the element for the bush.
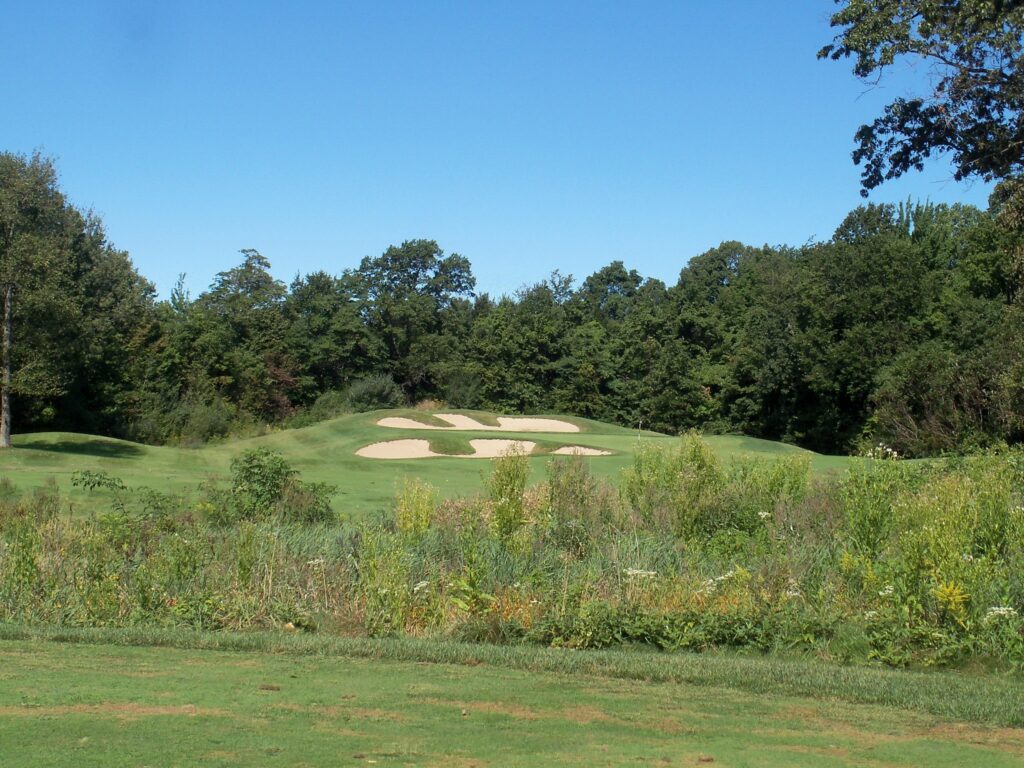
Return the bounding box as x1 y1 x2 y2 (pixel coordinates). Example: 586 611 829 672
345 375 405 412
546 455 620 555
725 454 810 535
620 433 725 537
488 446 531 540
209 448 335 525
839 459 916 557
395 478 436 537
287 390 353 428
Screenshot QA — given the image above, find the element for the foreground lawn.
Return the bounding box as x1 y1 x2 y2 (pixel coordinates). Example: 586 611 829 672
0 409 849 518
0 636 1021 767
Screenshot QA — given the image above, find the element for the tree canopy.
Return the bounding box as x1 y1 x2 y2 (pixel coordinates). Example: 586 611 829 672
3 148 1024 457
820 0 1024 193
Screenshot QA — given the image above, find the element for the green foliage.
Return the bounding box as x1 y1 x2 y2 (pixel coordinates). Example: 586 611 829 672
212 448 335 525
394 477 436 538
3 437 1024 670
344 374 404 412
820 1 1024 193
839 459 916 557
487 446 530 540
357 527 411 637
307 389 350 421
230 448 297 518
620 433 725 537
546 455 620 555
6 150 1024 461
70 470 126 493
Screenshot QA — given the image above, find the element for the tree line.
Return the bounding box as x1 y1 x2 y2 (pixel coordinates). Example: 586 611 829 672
1 151 1022 456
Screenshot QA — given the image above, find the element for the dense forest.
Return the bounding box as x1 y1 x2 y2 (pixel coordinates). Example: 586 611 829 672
2 151 1022 457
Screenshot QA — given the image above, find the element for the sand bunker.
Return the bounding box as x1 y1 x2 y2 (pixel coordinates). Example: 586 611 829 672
357 439 611 460
357 439 537 460
378 413 580 433
551 446 612 456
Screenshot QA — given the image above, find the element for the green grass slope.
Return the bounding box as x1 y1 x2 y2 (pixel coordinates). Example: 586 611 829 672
0 409 850 518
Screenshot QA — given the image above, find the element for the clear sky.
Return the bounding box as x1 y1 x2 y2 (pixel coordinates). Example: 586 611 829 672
2 1 994 298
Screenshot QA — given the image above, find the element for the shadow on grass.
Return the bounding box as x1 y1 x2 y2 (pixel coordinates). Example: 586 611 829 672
24 440 145 459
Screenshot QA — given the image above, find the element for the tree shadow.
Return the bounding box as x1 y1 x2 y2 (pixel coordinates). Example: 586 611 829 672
25 440 145 459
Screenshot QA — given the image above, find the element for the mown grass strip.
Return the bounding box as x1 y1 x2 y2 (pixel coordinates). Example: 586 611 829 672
2 623 1021 727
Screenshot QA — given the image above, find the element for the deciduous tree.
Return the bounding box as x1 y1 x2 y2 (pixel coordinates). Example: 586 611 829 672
820 0 1024 193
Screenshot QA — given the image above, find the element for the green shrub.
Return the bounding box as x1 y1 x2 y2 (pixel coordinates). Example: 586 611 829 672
211 448 335 525
725 455 811 535
358 527 411 637
345 375 405 412
547 455 619 555
394 478 436 538
488 446 531 541
620 433 725 538
839 459 916 557
231 448 297 519
286 389 353 428
3 434 1023 669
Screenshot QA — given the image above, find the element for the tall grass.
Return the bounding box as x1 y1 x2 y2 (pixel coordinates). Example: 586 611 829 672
1 437 1023 670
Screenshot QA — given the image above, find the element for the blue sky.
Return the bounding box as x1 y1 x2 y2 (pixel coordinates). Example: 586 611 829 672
2 1 993 298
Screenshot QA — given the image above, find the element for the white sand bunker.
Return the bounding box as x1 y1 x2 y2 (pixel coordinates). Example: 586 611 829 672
357 438 538 460
552 446 612 456
378 413 580 433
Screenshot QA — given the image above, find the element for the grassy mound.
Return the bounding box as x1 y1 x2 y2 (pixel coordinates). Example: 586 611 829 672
0 410 849 517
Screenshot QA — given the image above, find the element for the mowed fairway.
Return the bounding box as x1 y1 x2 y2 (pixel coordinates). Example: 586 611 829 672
1 639 1022 768
0 409 850 518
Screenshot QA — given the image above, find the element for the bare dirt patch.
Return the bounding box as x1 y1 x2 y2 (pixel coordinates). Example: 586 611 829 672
418 697 620 726
0 702 227 720
776 705 1024 756
274 702 408 722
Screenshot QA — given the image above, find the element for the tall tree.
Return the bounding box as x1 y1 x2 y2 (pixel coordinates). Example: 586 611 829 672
820 0 1024 194
351 240 475 399
283 271 378 402
0 152 75 448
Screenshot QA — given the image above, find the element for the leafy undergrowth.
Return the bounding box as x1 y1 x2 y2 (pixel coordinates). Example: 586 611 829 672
1 635 1022 767
1 435 1022 673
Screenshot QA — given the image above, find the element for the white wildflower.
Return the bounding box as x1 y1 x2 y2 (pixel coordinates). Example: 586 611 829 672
863 442 901 461
864 610 879 620
757 511 772 521
698 569 738 594
624 568 657 579
878 585 894 597
985 606 1018 622
412 580 429 594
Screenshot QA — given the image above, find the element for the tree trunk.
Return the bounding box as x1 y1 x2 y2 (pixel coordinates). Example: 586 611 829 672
0 284 11 449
